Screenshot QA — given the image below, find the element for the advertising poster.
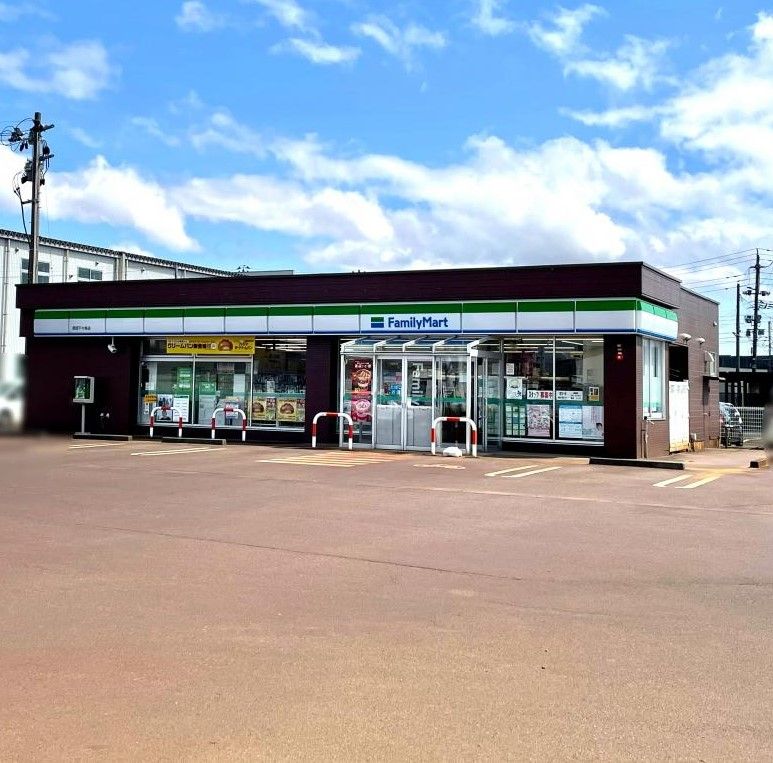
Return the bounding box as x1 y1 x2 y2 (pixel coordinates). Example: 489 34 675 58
277 398 304 422
558 404 583 438
588 386 600 403
556 390 583 401
350 358 373 422
505 376 524 400
166 336 256 355
156 393 175 421
526 403 551 437
173 395 190 423
527 389 554 401
175 367 192 392
251 396 276 422
582 406 604 440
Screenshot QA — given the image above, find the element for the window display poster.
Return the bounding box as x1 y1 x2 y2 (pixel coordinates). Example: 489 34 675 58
527 389 554 401
233 373 246 397
505 362 515 376
173 395 190 423
504 402 526 437
175 367 192 392
198 380 217 395
505 376 524 400
198 394 218 424
588 386 600 403
582 406 604 440
556 390 583 401
251 396 276 422
558 404 583 438
156 393 175 421
526 403 551 437
276 397 305 423
350 358 373 422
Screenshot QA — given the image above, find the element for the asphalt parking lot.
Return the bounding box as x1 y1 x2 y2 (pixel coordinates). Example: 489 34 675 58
1 437 771 760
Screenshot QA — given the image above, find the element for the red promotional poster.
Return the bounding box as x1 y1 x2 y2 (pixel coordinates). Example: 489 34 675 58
350 358 373 422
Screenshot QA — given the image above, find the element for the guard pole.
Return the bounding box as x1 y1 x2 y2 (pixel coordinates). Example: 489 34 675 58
311 411 353 450
431 416 478 457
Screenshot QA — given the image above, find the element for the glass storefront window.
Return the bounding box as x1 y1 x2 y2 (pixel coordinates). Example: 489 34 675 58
437 357 468 444
138 359 194 425
643 338 665 419
503 338 554 438
555 338 604 441
251 340 306 428
342 356 374 445
194 361 250 425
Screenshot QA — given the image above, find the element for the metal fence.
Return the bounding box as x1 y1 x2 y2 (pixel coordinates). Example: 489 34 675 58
737 406 764 443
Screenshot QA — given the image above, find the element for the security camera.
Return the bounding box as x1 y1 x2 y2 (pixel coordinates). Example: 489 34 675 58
107 341 117 354
696 337 705 344
679 333 692 342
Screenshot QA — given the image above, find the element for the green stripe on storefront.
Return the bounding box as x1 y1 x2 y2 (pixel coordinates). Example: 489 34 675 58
462 301 516 313
225 306 268 317
637 301 677 321
314 305 360 316
108 309 144 319
145 308 185 318
35 309 69 320
365 303 459 314
69 309 106 319
185 307 225 317
576 299 638 312
517 300 574 312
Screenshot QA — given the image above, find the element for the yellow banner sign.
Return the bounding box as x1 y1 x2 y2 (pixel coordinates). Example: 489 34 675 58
166 336 256 355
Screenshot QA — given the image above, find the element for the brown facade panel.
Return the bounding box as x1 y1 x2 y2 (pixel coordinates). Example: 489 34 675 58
604 335 638 458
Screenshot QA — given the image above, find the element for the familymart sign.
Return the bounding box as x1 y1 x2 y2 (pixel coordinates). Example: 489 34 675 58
34 298 678 341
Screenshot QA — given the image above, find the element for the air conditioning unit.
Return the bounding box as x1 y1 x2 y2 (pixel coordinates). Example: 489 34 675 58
704 351 718 378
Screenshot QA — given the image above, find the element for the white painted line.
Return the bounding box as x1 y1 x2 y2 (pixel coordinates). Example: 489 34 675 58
256 460 356 468
69 442 130 449
653 474 693 488
414 464 466 469
677 474 723 490
485 464 538 477
503 465 563 479
131 447 224 457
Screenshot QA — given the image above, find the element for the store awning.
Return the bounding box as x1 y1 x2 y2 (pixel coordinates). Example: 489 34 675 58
341 335 490 354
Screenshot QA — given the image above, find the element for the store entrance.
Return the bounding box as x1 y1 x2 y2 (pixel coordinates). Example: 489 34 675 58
374 356 434 450
341 337 501 452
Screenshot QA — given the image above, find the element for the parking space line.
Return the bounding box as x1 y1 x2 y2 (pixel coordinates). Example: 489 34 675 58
485 465 539 477
676 474 723 489
653 474 693 488
131 447 225 457
69 442 130 449
502 465 562 479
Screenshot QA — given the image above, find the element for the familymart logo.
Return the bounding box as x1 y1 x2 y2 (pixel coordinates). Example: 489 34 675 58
370 314 451 330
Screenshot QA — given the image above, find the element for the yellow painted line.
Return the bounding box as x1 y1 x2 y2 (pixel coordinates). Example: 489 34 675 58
653 474 693 488
131 447 225 457
677 474 723 490
485 464 539 477
503 465 562 479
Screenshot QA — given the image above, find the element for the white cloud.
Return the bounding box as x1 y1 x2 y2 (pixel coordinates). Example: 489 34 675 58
472 0 515 36
47 156 197 252
190 110 267 155
111 241 157 259
251 0 312 31
67 126 101 149
565 35 671 91
351 15 446 69
564 104 662 127
0 3 53 22
0 40 115 100
175 1 224 32
131 117 181 147
274 37 360 65
528 4 603 57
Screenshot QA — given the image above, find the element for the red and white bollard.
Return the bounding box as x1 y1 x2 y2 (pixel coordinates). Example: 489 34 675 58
149 405 182 439
211 406 247 441
311 411 353 450
431 416 478 457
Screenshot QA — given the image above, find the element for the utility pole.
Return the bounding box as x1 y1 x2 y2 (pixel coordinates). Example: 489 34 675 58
751 249 762 372
2 111 54 284
735 281 741 376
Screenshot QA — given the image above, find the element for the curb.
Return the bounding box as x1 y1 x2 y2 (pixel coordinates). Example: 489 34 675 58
589 456 684 470
73 433 133 441
161 436 227 445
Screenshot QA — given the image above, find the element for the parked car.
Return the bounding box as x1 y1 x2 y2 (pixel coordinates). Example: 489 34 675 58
0 381 23 432
719 401 743 447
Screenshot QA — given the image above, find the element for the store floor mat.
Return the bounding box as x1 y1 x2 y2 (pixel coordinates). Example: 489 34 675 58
256 451 407 468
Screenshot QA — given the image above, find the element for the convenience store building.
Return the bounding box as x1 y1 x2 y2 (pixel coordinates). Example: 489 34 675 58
16 261 720 458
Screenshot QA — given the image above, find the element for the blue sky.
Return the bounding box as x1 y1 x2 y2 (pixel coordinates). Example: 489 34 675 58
2 1 773 351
